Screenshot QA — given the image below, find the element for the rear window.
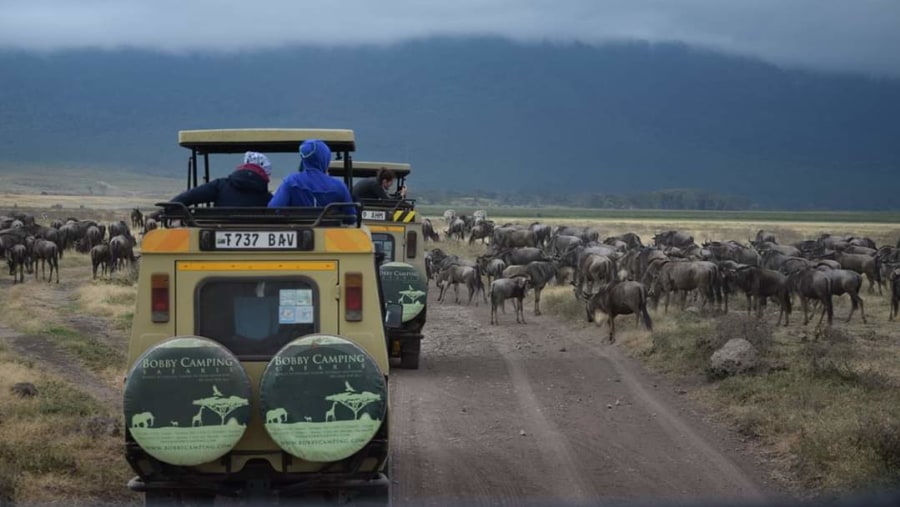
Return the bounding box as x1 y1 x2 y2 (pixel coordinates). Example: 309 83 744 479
372 233 395 262
195 277 318 359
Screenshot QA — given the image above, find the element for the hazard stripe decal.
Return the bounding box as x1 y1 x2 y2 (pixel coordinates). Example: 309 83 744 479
392 210 416 223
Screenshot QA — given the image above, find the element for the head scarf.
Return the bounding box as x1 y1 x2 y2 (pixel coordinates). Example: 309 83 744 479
243 151 272 176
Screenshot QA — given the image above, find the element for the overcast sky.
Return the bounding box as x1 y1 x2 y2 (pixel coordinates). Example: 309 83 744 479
2 0 899 77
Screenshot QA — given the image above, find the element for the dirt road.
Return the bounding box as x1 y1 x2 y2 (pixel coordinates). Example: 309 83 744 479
390 291 779 505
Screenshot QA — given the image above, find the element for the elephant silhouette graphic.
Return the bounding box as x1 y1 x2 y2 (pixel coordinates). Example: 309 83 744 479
266 408 288 424
131 412 155 428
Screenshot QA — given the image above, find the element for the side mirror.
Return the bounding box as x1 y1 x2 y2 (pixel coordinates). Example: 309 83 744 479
384 303 403 329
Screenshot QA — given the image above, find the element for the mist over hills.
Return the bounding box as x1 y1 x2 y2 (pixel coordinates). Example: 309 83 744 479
0 38 898 209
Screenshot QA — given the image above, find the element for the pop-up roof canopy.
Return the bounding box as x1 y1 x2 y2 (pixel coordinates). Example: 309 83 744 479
177 128 356 188
327 161 410 179
178 128 356 154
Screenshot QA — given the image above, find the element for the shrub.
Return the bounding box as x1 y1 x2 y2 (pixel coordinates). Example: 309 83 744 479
854 414 900 484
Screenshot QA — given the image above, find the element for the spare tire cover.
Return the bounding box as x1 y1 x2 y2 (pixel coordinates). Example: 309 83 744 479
123 336 251 466
379 261 427 322
260 334 387 463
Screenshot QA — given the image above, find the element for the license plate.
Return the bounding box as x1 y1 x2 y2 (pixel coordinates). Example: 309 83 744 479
214 231 297 249
362 210 386 220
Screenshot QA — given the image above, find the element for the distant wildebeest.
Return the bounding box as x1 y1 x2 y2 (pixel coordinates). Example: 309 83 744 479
890 268 900 321
31 238 59 283
574 281 653 343
131 208 144 229
7 244 28 284
529 222 552 249
91 243 111 279
468 221 494 245
490 276 529 325
422 218 440 242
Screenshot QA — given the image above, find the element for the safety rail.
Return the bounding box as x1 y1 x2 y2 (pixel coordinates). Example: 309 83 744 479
154 202 363 228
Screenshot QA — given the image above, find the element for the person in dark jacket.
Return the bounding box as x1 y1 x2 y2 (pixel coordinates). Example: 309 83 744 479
268 140 353 207
352 168 408 200
170 151 273 207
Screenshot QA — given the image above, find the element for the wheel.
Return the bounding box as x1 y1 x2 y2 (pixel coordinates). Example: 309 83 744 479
399 342 420 370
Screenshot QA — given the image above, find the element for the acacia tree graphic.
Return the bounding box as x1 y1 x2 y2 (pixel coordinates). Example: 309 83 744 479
325 391 382 421
192 389 249 425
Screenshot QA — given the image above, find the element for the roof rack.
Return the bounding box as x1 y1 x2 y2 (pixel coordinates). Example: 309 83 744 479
154 202 363 228
356 198 416 213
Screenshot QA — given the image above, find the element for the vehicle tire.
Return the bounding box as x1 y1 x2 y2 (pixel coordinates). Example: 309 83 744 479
399 342 420 370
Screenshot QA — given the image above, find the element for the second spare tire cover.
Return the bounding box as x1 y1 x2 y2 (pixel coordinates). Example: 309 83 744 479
123 336 252 466
380 261 427 322
259 334 387 462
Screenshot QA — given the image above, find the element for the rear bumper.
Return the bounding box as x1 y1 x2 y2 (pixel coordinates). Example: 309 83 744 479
128 471 390 498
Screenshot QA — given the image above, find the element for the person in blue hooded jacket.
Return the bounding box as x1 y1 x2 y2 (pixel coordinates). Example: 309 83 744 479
169 151 273 207
268 139 353 208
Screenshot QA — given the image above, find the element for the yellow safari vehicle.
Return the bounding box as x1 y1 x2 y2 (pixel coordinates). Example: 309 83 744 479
328 161 428 370
124 129 398 504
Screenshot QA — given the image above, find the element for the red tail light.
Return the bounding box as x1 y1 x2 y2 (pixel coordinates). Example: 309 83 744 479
406 230 417 259
345 272 363 322
151 273 170 323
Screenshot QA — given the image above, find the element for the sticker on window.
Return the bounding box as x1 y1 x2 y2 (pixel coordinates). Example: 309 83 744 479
280 289 312 307
279 305 313 324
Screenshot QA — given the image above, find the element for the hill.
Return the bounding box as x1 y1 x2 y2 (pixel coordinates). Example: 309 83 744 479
0 38 898 209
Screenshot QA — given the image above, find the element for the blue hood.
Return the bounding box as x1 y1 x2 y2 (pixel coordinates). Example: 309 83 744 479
299 139 331 172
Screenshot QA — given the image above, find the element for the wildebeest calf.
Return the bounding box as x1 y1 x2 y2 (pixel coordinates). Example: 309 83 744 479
490 276 529 325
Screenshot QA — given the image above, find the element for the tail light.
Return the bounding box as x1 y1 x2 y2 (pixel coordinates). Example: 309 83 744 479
345 272 363 321
406 230 417 259
151 273 170 323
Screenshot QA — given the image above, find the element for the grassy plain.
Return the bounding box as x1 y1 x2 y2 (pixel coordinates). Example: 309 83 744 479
1 190 899 501
433 215 900 496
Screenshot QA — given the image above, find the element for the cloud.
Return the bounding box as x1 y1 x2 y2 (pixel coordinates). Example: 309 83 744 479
1 0 899 76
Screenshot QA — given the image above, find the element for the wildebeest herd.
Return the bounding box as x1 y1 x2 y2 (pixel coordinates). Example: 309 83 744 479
0 210 146 284
426 211 900 342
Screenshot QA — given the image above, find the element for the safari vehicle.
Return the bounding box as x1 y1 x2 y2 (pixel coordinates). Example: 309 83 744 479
124 129 397 504
328 161 428 370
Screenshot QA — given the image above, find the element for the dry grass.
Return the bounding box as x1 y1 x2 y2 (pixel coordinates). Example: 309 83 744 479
0 352 135 504
74 283 137 322
425 215 900 495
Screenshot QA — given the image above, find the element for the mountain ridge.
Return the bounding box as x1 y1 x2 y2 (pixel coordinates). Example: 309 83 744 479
1 38 898 209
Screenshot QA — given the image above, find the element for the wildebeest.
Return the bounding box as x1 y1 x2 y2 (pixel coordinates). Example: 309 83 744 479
653 230 694 249
436 264 486 305
521 260 560 316
574 281 652 343
131 208 144 229
529 222 552 249
468 221 494 245
7 244 28 284
490 276 529 325
724 265 791 325
31 238 59 283
644 259 721 313
831 251 881 294
492 226 536 249
109 234 136 273
816 265 866 323
422 218 440 242
890 268 900 321
91 243 111 279
476 255 507 286
787 268 833 327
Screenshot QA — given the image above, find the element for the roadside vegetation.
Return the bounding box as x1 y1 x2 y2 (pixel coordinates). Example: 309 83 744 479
0 209 137 504
2 203 899 501
430 214 900 493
